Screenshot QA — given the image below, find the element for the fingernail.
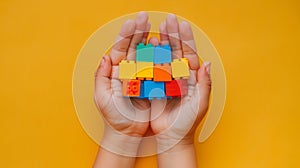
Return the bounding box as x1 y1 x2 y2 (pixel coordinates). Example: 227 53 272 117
204 61 211 75
100 56 106 67
168 13 176 18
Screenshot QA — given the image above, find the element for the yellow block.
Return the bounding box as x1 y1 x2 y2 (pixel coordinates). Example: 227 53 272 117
171 58 190 78
136 62 154 79
119 60 136 79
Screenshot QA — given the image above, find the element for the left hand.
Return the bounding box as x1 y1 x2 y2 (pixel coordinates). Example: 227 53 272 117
149 14 212 152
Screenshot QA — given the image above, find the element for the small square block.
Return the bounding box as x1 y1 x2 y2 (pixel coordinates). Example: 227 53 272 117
136 62 153 79
165 79 188 97
154 45 171 64
144 81 166 99
122 80 141 97
171 58 190 78
153 64 172 82
136 43 154 62
119 60 136 80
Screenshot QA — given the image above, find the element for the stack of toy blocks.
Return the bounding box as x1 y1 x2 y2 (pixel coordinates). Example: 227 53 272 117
119 42 190 100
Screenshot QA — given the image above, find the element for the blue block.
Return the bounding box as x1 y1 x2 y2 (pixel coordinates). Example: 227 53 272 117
144 81 166 99
136 43 154 62
138 81 147 99
154 45 171 64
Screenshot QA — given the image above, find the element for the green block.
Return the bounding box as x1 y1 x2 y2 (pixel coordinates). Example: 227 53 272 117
136 43 154 62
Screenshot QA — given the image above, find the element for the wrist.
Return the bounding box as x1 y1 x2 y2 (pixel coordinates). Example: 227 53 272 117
157 142 198 168
155 131 195 154
164 139 194 153
101 124 143 157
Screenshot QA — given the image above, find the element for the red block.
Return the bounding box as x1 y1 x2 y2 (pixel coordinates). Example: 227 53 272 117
122 80 141 97
165 79 188 97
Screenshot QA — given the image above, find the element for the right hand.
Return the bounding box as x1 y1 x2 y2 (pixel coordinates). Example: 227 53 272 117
94 12 151 137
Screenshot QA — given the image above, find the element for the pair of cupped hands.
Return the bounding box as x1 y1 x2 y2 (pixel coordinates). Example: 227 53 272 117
94 12 211 155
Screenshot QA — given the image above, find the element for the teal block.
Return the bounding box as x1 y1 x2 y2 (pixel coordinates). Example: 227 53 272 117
136 43 154 62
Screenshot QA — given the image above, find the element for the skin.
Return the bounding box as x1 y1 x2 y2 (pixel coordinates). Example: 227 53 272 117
93 12 211 168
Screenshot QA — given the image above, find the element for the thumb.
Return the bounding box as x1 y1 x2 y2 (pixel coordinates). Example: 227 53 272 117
196 61 212 113
94 55 112 106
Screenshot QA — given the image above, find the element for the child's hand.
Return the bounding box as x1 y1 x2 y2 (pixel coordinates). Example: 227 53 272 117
94 12 151 156
150 14 212 153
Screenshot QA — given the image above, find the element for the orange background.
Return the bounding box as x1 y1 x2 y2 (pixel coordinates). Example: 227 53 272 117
1 0 300 167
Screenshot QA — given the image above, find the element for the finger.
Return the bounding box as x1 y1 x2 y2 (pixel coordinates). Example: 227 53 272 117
179 21 200 70
148 36 159 46
141 22 151 44
166 14 182 59
186 70 197 98
196 62 211 113
127 11 149 60
110 20 136 65
159 22 169 45
95 55 112 106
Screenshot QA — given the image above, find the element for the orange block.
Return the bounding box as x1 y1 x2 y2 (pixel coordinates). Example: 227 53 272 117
122 80 141 97
153 64 172 81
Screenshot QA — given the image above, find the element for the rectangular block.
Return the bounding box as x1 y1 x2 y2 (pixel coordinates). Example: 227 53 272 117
153 64 172 82
122 80 141 97
171 58 190 79
154 45 171 64
136 43 154 62
119 60 136 80
144 81 166 100
165 79 188 97
138 81 146 99
136 62 153 79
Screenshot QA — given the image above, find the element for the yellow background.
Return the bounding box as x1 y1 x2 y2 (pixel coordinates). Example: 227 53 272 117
1 0 299 167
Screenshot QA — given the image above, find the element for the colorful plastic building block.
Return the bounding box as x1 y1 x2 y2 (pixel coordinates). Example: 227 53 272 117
119 42 192 99
136 62 153 79
171 58 190 79
153 64 172 82
136 43 154 62
122 80 141 97
165 79 188 97
154 45 171 64
119 60 136 80
144 81 165 99
138 81 146 99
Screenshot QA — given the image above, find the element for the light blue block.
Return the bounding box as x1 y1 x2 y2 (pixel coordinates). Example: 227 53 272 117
136 43 154 62
144 81 166 99
154 45 171 64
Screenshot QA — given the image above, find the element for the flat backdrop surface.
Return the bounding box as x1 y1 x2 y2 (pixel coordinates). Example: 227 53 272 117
0 0 299 167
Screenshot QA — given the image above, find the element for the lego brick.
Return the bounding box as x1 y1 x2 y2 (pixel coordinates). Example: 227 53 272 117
144 81 166 99
153 64 172 82
136 62 153 79
165 79 188 97
136 43 154 62
171 58 190 78
119 60 136 80
154 45 171 64
122 80 141 97
138 81 146 99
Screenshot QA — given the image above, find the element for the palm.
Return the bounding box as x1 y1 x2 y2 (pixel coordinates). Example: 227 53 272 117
95 78 150 137
150 98 181 134
150 72 205 137
150 14 211 144
94 12 152 137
